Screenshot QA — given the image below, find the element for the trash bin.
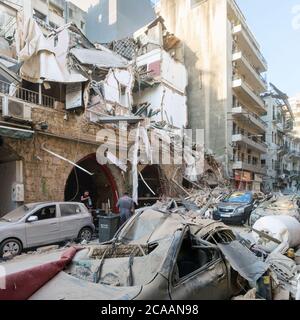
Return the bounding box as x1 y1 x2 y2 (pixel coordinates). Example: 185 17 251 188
98 213 120 243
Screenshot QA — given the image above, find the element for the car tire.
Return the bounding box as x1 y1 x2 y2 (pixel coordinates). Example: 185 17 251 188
78 227 93 243
0 238 22 258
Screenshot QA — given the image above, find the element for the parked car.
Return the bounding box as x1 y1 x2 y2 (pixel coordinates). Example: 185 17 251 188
0 202 95 257
213 191 259 225
249 194 300 226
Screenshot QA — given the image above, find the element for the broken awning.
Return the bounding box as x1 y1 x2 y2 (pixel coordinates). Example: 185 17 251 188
70 48 128 69
0 126 34 139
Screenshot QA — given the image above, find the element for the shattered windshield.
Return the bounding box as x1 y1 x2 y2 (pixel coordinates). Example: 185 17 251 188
223 193 252 204
1 204 37 222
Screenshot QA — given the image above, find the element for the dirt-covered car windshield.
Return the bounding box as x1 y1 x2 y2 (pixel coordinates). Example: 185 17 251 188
223 193 252 204
1 204 38 222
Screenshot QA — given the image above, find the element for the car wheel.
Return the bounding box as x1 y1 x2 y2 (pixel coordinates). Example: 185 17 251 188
0 239 22 258
78 227 93 242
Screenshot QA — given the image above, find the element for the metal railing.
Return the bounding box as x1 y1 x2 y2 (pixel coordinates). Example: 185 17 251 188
232 106 267 129
233 49 267 86
0 80 54 108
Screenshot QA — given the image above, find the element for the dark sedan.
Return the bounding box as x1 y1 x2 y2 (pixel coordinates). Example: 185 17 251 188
213 191 258 225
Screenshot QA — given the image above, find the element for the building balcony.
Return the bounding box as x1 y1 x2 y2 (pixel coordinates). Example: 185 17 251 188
290 151 300 159
233 24 268 73
232 106 266 133
232 161 266 175
232 78 267 115
232 51 267 93
232 133 267 153
0 79 55 108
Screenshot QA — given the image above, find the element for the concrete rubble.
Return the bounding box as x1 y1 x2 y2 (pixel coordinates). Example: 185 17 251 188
0 4 299 302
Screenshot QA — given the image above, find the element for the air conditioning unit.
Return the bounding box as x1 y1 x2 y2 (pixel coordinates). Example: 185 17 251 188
2 96 32 122
11 183 24 202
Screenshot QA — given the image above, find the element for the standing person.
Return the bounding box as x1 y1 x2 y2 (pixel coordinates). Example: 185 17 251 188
81 190 93 211
117 192 135 225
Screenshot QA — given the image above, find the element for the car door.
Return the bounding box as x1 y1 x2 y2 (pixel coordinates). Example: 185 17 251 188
168 231 229 300
25 204 61 247
59 203 83 240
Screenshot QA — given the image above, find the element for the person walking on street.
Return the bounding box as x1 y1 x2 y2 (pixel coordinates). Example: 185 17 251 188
117 192 135 225
81 190 93 211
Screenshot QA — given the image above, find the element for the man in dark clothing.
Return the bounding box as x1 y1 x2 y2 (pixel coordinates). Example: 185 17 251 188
81 191 93 210
117 192 135 225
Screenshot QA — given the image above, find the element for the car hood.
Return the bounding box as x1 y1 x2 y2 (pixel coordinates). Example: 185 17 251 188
29 271 142 300
0 221 12 229
0 220 19 229
218 202 247 210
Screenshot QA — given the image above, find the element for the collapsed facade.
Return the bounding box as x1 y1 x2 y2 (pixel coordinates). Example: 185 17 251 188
0 9 216 217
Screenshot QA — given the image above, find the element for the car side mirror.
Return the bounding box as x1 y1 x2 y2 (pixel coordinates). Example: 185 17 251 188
27 215 38 223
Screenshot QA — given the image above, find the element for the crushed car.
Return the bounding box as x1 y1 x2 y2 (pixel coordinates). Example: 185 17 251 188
249 194 300 227
0 205 271 300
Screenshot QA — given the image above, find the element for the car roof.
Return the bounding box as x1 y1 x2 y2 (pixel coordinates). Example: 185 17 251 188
27 202 83 206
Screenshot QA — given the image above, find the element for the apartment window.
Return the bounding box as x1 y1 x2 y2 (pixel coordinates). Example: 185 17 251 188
253 157 258 166
233 122 237 135
49 4 64 18
81 21 85 30
248 155 251 164
191 0 207 8
69 8 74 19
33 9 47 22
233 95 238 108
120 85 128 108
233 149 237 162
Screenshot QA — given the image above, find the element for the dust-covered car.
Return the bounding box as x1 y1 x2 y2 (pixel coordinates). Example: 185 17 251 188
0 202 95 257
249 194 300 226
2 208 244 300
213 191 259 225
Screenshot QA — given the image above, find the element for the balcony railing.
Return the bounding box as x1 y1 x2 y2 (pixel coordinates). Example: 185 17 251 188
232 161 266 175
232 24 268 70
232 133 267 153
0 80 54 108
232 105 267 127
233 49 267 86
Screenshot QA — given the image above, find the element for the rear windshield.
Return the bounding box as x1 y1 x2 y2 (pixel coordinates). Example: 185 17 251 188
224 193 252 204
1 204 38 222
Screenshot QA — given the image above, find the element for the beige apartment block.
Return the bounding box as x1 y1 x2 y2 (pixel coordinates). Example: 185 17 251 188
159 0 268 190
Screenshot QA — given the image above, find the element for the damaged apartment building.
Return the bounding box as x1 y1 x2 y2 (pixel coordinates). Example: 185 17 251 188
262 84 298 192
0 7 208 217
159 0 269 191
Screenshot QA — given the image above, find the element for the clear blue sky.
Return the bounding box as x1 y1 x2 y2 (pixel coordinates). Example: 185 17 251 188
236 0 300 97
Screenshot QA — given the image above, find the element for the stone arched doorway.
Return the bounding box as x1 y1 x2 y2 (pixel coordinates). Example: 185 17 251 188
138 165 164 208
64 154 119 213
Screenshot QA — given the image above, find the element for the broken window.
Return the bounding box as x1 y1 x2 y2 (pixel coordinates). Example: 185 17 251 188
173 232 219 283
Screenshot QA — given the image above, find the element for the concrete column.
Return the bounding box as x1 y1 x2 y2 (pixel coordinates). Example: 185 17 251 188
38 83 42 105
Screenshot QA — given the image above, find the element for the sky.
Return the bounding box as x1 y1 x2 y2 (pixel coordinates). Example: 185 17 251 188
236 0 300 97
70 0 300 97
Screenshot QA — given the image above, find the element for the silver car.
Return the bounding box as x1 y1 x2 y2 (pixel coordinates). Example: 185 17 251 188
0 202 95 257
